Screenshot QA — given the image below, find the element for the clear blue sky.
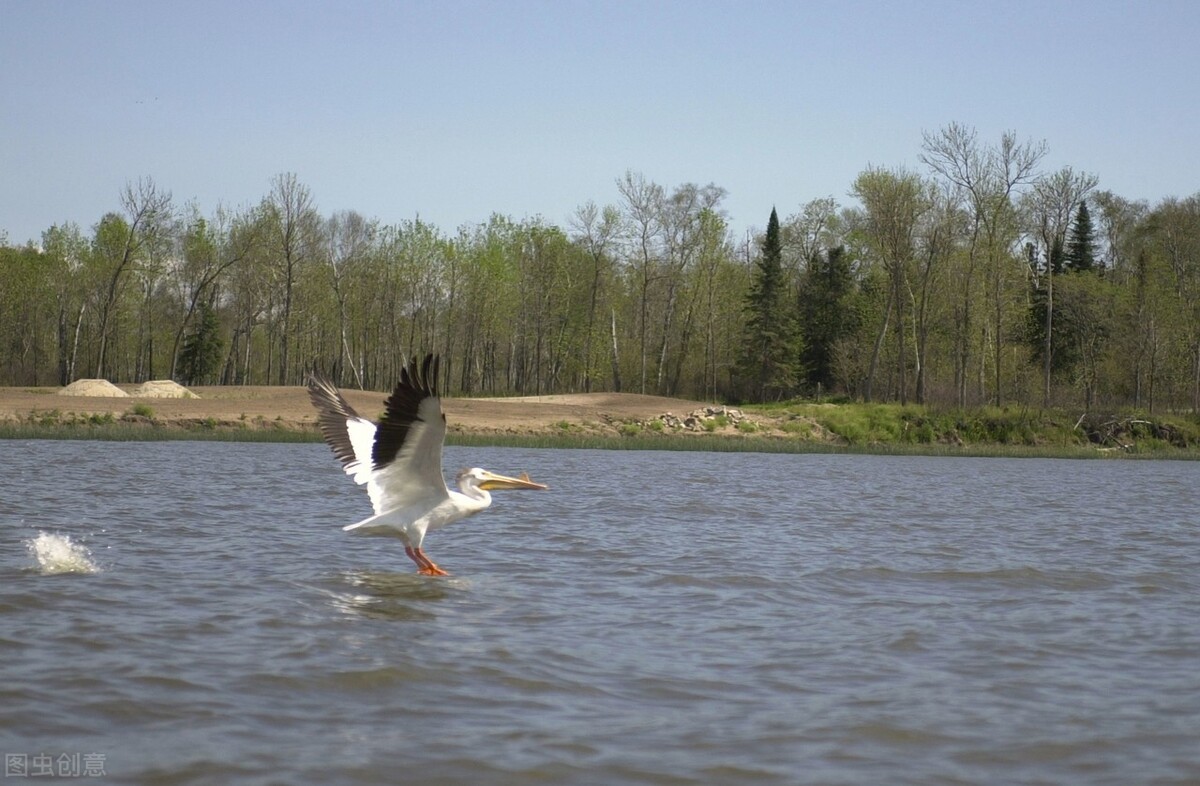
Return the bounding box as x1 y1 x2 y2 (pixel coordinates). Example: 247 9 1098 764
3 0 1198 246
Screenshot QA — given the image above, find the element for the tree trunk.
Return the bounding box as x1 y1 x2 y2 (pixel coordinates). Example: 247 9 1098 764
1193 339 1200 414
609 307 622 392
865 295 893 402
1042 266 1054 408
893 265 907 405
64 301 85 385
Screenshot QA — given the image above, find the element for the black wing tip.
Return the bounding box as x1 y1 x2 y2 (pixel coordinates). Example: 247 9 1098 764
397 353 439 398
306 370 362 422
373 353 442 469
305 370 341 402
383 352 440 415
303 370 364 470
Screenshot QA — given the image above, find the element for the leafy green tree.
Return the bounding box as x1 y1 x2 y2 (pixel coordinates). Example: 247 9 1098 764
738 208 798 401
40 223 90 385
1093 190 1148 275
1054 271 1114 407
12 159 1200 411
921 123 1045 406
451 216 521 394
1023 167 1097 405
0 244 54 385
1147 195 1200 412
683 207 739 399
1094 192 1154 406
852 166 928 404
223 206 278 385
911 183 960 404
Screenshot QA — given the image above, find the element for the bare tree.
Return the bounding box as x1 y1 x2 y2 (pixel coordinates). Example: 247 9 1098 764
911 182 962 404
324 210 374 388
1022 166 1098 407
569 201 620 392
781 196 841 277
616 171 665 393
921 123 1045 405
263 173 320 385
168 205 257 380
93 178 173 378
656 182 726 394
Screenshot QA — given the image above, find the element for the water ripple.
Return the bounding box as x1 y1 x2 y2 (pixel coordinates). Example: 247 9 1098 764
1 443 1198 785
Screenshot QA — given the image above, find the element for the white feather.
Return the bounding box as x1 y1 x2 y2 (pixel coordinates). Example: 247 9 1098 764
343 416 379 485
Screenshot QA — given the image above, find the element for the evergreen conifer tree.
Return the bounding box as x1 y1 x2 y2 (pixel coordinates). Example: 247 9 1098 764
738 208 798 401
1064 201 1097 272
178 303 224 385
797 245 856 393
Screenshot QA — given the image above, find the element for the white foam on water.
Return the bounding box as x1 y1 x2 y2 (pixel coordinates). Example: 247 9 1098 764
26 531 100 575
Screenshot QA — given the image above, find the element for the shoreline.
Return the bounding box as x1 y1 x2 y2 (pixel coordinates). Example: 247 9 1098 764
2 384 1198 459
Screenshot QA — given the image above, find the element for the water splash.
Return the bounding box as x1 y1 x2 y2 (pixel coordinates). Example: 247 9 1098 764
26 531 99 575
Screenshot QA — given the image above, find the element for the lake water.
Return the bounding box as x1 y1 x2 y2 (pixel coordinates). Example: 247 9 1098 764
1 441 1198 785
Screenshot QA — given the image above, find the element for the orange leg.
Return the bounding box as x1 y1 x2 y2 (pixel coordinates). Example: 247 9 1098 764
405 545 450 576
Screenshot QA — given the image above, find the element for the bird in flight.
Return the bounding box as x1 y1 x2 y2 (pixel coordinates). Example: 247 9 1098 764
307 354 546 575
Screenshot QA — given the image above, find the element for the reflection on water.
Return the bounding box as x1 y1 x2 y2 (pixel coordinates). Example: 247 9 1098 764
321 570 470 620
1 441 1198 786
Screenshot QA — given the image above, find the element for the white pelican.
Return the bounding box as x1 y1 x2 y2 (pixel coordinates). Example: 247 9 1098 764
307 354 547 576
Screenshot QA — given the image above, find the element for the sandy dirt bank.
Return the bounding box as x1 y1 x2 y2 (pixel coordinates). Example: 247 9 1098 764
0 384 762 438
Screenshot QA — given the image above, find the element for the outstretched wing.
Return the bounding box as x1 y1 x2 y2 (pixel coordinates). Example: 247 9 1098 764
307 372 378 486
369 354 450 514
307 355 449 516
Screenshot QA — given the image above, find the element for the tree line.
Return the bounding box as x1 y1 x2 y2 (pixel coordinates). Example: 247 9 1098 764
2 123 1199 412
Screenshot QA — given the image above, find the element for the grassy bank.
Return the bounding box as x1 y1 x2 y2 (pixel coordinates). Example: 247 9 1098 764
3 400 1199 459
449 431 1173 459
738 401 1200 457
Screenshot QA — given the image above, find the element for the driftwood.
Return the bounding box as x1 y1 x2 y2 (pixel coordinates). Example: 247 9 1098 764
1074 413 1184 450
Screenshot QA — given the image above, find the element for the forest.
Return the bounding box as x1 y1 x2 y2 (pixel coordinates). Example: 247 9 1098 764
2 123 1199 413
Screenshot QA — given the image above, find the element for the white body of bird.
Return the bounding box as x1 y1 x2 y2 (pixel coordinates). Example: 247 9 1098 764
308 355 546 575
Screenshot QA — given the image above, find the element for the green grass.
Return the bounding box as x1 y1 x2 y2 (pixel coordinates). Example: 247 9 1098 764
744 400 1200 451
4 400 1199 459
445 431 1199 458
3 421 1197 458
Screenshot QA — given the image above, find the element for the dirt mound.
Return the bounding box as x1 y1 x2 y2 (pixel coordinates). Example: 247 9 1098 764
130 380 199 399
57 379 128 397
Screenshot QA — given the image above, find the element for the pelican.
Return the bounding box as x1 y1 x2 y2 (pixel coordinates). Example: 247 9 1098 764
307 354 547 576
